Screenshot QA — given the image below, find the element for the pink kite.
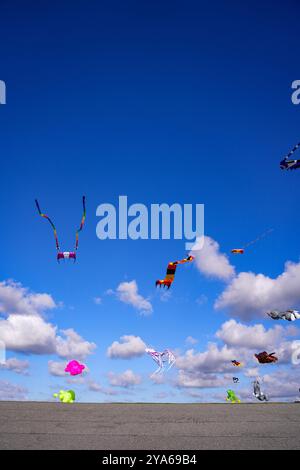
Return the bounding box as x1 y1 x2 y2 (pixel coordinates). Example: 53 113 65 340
65 360 85 376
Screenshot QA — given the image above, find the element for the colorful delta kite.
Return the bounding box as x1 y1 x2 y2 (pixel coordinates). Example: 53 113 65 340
231 229 273 255
253 380 269 402
53 390 76 403
35 196 86 262
145 348 176 375
255 351 278 364
232 360 242 367
156 255 194 289
280 141 300 170
267 309 300 322
226 389 241 403
65 360 85 376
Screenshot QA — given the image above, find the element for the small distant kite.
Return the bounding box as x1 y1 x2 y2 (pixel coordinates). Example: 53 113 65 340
231 249 244 255
280 142 300 170
233 377 239 383
255 351 278 364
267 309 300 322
226 389 241 403
231 229 273 255
253 380 269 402
53 389 76 403
35 196 86 262
156 255 194 289
232 360 242 367
65 360 85 376
145 348 176 375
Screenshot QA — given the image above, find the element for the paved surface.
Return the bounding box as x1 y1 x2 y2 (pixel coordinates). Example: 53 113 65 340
0 402 300 450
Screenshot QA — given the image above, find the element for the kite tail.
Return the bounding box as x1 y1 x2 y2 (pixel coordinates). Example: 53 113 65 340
35 199 60 251
243 228 273 249
75 196 86 251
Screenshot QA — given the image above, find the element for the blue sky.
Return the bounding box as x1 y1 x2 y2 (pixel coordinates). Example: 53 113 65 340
1 0 300 402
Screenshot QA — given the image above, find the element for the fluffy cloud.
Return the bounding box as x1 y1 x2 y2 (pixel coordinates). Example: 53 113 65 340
0 280 56 316
108 369 142 388
0 314 58 354
191 236 235 281
107 335 146 359
216 319 285 350
176 343 238 374
48 360 66 377
0 358 29 375
177 370 227 389
0 279 96 359
55 329 96 360
215 261 300 320
185 336 198 346
115 281 153 315
0 380 28 400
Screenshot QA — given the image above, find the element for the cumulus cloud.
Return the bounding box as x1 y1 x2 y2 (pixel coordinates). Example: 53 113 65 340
177 370 227 389
115 281 153 315
48 360 67 377
176 343 238 374
0 280 56 317
185 336 198 346
55 329 96 360
108 369 142 388
191 236 235 281
0 358 29 375
215 261 300 320
0 380 28 400
107 335 146 359
216 319 285 350
0 279 96 359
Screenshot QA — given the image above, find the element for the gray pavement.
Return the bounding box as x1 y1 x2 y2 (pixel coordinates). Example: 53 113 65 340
0 401 300 450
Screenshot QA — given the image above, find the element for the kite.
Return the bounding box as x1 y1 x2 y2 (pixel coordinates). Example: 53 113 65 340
226 389 241 403
156 255 194 289
232 360 242 367
53 389 76 403
267 309 300 322
65 360 85 376
255 351 278 364
145 348 176 375
280 142 300 170
233 377 239 383
253 380 269 402
231 229 273 255
35 196 86 262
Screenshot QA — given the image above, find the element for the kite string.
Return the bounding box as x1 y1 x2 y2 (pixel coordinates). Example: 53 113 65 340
285 142 300 160
243 228 274 249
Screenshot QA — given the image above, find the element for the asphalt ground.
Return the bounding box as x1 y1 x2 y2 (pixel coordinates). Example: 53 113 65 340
0 401 299 450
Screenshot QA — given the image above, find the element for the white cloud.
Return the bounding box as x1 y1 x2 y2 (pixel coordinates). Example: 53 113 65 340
216 319 285 350
107 335 146 359
0 380 28 400
0 357 29 375
191 236 235 281
215 261 300 320
185 336 198 345
0 280 56 317
0 279 96 359
48 360 66 377
177 370 227 389
115 280 153 315
55 329 96 360
94 297 102 305
108 369 142 388
0 314 58 354
176 343 239 374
